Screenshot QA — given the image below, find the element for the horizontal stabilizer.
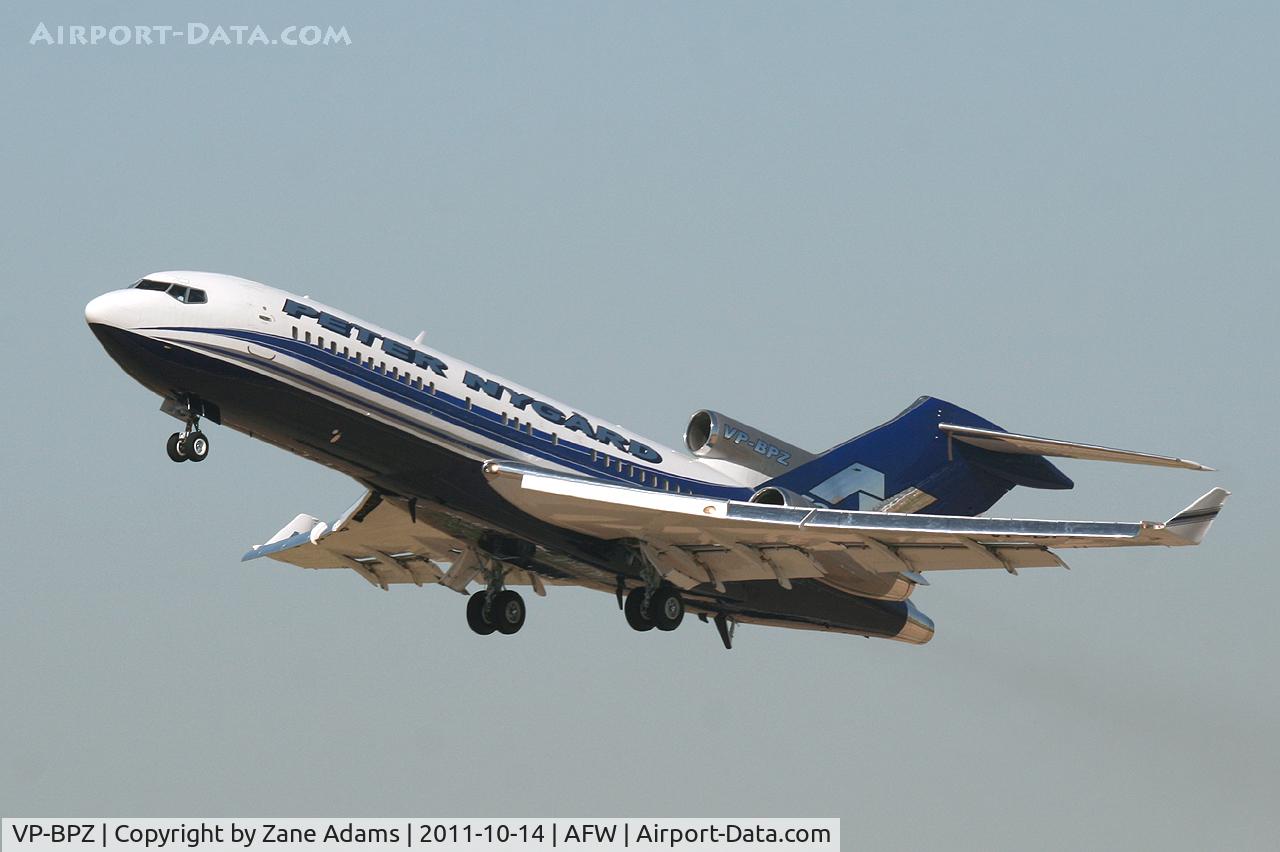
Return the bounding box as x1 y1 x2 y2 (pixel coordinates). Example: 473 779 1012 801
939 423 1213 471
1164 488 1230 544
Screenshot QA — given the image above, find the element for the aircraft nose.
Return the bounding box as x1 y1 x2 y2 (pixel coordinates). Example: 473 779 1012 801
85 291 132 329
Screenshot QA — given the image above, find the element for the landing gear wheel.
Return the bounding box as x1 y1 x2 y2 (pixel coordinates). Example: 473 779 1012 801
166 432 188 462
466 591 496 635
624 587 655 632
651 587 685 632
491 589 526 635
185 431 210 462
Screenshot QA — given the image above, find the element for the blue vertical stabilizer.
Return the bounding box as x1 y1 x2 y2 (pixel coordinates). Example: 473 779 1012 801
766 397 1072 517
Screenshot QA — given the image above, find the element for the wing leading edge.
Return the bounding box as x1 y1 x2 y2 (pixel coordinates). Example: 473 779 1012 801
939 423 1214 471
241 489 555 592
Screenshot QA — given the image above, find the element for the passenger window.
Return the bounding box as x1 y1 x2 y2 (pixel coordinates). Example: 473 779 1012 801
305 331 312 344
291 326 298 340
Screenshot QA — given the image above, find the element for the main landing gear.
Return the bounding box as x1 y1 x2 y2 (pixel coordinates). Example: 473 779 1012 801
620 545 685 634
466 544 529 636
466 588 526 636
166 424 209 463
623 585 684 632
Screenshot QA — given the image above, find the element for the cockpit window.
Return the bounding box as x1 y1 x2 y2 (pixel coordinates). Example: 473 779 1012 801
133 280 208 304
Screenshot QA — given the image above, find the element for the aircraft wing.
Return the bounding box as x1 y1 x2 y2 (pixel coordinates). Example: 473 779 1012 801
241 489 551 593
482 461 1228 583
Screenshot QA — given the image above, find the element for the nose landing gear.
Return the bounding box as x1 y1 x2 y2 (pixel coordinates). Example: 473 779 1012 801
166 427 209 462
162 396 216 463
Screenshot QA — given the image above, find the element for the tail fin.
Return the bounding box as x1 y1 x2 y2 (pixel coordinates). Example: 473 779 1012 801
764 397 1073 517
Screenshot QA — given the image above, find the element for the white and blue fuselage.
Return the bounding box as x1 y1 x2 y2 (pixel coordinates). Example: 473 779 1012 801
86 271 765 502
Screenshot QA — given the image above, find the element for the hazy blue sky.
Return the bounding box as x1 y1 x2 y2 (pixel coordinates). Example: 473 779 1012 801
2 2 1277 848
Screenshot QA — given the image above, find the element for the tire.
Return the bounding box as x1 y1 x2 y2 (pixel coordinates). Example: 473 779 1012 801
166 432 188 462
624 587 655 632
185 431 210 462
652 587 685 632
491 590 526 635
466 591 496 635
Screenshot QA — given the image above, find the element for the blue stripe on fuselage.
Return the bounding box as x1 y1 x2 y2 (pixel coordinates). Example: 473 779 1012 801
150 326 750 499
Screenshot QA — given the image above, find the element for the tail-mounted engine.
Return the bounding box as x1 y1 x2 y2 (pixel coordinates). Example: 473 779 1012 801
684 410 814 478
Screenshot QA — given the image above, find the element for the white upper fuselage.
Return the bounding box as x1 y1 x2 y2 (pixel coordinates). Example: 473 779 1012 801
85 271 766 496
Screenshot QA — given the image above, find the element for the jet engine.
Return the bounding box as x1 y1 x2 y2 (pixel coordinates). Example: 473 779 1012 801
684 410 815 478
748 486 816 507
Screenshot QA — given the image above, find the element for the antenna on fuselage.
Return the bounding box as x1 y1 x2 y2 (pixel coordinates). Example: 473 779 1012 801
413 331 427 345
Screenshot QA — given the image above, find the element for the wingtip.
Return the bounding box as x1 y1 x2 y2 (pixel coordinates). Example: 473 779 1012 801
1164 487 1230 544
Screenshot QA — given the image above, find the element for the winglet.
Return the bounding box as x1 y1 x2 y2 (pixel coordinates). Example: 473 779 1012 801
241 513 327 561
1164 488 1230 544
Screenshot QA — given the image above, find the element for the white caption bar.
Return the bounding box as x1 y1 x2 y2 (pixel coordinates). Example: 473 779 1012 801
2 820 838 852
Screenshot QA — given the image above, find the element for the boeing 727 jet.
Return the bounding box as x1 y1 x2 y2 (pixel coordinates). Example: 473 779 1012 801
86 272 1228 647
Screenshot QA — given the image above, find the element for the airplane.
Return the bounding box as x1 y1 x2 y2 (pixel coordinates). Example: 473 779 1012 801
85 271 1228 648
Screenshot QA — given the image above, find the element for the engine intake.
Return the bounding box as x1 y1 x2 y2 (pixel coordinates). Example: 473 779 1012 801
685 410 814 477
748 486 815 508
